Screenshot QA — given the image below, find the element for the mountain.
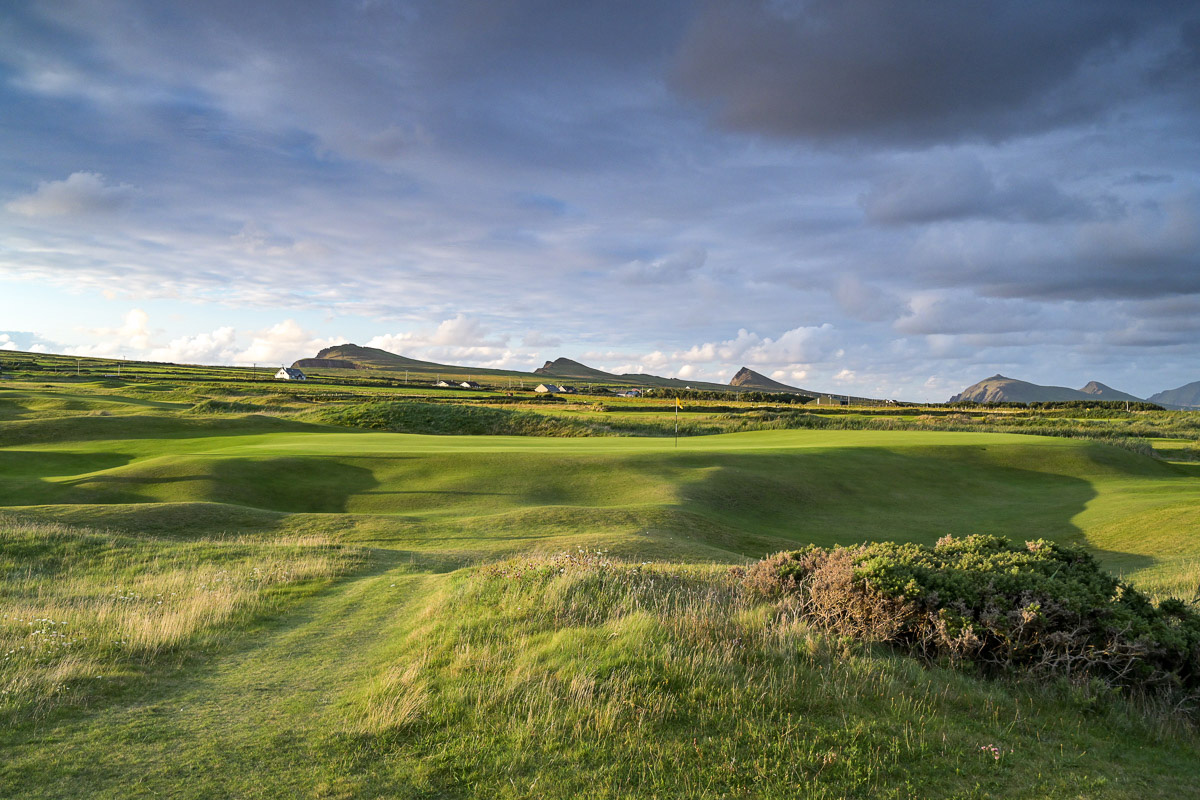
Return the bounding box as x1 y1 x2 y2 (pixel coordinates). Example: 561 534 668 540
296 344 443 371
949 375 1144 404
1077 381 1143 403
293 345 735 392
729 367 805 393
1148 380 1200 410
533 358 618 381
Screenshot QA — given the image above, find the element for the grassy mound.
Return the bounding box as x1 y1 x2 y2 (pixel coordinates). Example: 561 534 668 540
345 553 1199 798
746 536 1200 698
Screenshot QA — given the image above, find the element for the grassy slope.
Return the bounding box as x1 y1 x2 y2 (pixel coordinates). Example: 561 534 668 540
3 389 1200 796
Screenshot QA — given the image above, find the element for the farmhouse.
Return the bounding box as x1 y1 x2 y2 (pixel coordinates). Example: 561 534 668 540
434 380 454 388
535 383 564 393
275 367 306 381
459 381 481 389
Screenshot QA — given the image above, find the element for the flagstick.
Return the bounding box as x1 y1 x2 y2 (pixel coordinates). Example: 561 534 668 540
675 399 679 448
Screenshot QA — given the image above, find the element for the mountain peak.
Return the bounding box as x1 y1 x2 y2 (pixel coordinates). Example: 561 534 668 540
533 357 617 380
729 367 807 394
949 375 1143 403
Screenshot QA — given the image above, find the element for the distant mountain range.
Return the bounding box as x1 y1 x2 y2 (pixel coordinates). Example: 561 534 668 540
949 374 1200 408
295 345 829 398
296 346 1200 409
1148 381 1200 409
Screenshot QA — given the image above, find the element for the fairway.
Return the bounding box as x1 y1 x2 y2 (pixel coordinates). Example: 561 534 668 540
4 420 1199 585
4 408 1200 798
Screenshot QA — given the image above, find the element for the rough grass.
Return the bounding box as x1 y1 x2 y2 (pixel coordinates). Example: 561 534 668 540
309 400 604 436
346 554 1200 799
0 517 364 720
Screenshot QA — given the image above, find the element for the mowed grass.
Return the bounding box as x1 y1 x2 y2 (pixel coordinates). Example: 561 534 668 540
2 421 1198 589
2 396 1200 797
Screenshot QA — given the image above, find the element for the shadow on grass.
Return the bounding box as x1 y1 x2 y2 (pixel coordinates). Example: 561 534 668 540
674 446 1159 573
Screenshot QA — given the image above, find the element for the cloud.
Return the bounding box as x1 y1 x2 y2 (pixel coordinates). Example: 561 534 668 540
521 331 561 348
63 309 154 357
860 155 1093 225
0 331 58 353
148 327 238 364
234 320 342 366
6 172 136 217
55 310 338 366
616 246 708 284
368 315 509 353
673 1 1200 145
677 324 838 367
0 2 1198 402
834 276 904 322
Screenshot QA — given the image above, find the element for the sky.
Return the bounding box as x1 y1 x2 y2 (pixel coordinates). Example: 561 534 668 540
1 0 1198 401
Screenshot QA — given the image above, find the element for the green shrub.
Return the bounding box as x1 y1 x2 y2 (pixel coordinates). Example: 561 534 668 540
745 535 1200 699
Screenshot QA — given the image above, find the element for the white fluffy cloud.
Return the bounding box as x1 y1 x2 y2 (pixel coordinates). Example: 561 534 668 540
233 320 342 366
148 327 238 364
59 310 339 366
63 309 154 357
677 325 837 367
367 315 512 363
6 172 135 217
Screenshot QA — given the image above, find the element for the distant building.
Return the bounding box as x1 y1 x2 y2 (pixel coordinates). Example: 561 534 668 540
559 385 577 394
616 389 641 398
459 381 482 389
434 380 454 388
275 367 306 381
535 383 564 393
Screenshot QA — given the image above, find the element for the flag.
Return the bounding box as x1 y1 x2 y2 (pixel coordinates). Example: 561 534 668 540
676 397 682 409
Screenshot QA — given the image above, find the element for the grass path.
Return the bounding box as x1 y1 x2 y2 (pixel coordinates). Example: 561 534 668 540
1 549 435 799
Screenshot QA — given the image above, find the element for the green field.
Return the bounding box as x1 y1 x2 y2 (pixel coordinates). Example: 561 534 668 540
2 374 1199 797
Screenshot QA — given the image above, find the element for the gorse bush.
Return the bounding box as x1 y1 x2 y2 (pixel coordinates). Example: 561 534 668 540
745 535 1200 699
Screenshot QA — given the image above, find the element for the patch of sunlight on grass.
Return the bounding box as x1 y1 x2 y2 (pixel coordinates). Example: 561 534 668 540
0 517 365 719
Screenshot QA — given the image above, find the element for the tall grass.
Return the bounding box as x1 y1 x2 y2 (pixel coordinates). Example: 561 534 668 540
0 518 364 718
349 553 1199 798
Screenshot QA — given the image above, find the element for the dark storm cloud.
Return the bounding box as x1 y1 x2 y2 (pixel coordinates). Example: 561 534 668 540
673 0 1200 145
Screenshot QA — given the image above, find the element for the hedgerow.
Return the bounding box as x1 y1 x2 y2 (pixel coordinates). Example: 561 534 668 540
745 535 1200 700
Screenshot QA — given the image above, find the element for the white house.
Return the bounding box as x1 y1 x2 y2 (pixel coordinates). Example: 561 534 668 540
535 383 564 393
434 380 454 388
275 367 306 381
460 381 481 389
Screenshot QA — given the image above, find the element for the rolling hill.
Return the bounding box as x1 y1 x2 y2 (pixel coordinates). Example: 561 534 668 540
1149 380 1200 410
729 366 880 404
949 374 1145 403
533 357 627 382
